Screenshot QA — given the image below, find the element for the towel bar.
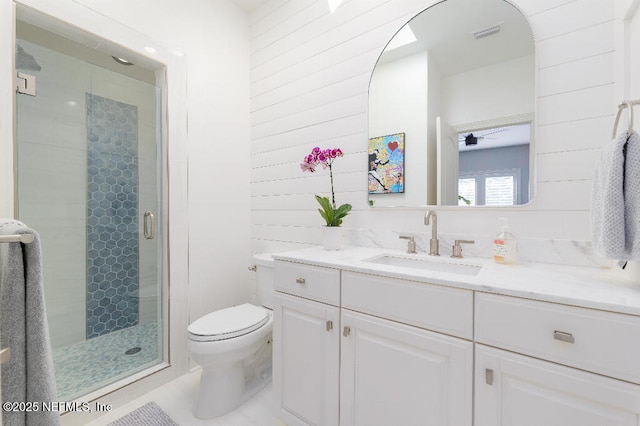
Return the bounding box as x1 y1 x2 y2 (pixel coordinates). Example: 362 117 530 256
612 99 640 138
0 234 34 244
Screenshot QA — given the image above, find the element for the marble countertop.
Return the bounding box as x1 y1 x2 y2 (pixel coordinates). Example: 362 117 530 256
272 246 640 316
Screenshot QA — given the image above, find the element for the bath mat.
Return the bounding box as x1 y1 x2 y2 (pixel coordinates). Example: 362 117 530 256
108 401 178 426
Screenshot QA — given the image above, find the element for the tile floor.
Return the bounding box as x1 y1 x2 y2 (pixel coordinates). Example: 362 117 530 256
53 321 160 400
85 370 282 425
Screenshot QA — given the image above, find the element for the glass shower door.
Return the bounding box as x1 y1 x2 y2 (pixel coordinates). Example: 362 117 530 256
15 27 164 401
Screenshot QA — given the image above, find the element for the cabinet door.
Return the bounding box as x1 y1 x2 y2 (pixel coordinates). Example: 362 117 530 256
273 293 340 426
340 310 473 426
475 344 640 426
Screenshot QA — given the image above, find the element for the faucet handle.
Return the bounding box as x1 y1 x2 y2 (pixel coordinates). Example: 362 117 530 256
399 235 417 254
451 240 475 258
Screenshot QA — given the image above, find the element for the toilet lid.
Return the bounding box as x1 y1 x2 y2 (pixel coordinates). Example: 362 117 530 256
188 303 270 342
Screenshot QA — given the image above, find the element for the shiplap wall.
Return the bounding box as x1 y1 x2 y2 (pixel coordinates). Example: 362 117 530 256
249 0 618 256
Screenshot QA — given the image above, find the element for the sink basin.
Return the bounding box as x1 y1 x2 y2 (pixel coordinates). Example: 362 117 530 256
364 254 482 276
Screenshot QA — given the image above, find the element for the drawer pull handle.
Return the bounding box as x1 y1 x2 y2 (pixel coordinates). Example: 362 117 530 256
553 330 575 344
326 320 333 332
485 368 494 385
343 326 351 337
0 347 10 365
295 278 306 284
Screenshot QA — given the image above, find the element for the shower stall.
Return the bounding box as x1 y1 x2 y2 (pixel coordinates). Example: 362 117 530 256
14 19 166 401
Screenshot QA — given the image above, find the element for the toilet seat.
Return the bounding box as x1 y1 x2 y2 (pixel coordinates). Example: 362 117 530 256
188 303 270 342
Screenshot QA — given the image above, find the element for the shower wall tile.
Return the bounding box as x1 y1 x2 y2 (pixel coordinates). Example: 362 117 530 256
16 39 90 348
86 93 139 339
15 39 159 348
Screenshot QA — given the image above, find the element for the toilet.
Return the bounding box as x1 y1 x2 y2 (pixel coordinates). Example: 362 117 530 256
187 253 274 419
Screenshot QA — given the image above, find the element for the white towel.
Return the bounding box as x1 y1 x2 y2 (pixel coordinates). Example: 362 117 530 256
591 130 640 260
0 220 60 426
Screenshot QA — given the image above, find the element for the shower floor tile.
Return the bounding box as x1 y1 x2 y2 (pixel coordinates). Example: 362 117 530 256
53 321 160 401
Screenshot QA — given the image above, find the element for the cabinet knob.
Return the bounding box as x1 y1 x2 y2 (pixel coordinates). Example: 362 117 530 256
295 278 306 284
553 330 575 344
343 326 351 337
326 320 333 331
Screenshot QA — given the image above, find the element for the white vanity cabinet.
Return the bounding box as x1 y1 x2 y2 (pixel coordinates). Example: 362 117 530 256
273 293 340 426
474 293 640 425
273 261 341 426
339 309 472 425
339 271 473 425
475 345 640 426
274 261 473 426
273 249 640 425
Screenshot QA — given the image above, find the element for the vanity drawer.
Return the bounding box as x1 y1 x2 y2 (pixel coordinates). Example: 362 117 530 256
274 260 340 306
342 271 473 339
475 292 640 384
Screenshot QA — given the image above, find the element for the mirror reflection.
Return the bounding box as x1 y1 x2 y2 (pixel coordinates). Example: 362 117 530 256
368 0 535 207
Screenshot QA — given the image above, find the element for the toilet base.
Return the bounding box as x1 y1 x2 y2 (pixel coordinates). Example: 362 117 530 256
193 342 272 419
193 362 272 419
196 362 242 418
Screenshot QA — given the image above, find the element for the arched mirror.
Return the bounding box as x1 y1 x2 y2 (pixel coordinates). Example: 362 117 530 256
368 0 535 207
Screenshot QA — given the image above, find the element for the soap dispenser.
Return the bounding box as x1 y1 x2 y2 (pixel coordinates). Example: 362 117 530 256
494 218 517 264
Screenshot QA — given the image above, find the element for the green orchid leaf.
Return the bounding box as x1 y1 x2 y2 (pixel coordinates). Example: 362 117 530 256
334 203 352 218
317 208 329 224
314 195 351 227
315 195 334 226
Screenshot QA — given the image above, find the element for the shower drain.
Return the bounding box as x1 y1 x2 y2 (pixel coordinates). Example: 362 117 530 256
125 347 142 355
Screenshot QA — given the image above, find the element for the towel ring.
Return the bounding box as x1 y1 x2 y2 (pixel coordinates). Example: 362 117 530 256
612 101 634 139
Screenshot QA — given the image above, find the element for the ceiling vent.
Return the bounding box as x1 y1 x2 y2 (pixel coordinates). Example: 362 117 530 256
473 23 502 39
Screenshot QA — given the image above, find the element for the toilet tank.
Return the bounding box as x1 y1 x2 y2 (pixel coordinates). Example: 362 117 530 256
253 253 275 309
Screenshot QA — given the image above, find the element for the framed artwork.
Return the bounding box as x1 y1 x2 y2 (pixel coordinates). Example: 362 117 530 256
368 132 405 194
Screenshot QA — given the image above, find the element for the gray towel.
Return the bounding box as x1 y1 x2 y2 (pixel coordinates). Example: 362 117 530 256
591 130 640 260
0 220 59 426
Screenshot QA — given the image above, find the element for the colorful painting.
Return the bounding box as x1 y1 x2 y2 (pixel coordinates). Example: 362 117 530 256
368 133 405 193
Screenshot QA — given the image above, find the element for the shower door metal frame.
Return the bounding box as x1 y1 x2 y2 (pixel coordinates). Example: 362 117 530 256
3 1 190 414
10 4 175 404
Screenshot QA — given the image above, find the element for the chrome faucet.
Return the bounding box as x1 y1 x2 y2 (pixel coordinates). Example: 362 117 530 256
424 210 440 256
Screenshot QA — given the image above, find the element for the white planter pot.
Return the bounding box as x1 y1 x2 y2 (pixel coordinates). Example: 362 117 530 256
322 226 342 250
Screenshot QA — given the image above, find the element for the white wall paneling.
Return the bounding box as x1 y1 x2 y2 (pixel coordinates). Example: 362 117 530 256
536 116 613 153
537 150 602 183
537 85 614 126
537 53 614 97
537 21 614 69
527 0 614 42
251 114 367 155
249 0 623 263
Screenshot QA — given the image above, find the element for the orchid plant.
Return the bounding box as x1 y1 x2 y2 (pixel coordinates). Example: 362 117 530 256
300 147 352 227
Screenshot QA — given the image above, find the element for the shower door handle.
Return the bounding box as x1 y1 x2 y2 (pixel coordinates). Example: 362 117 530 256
144 211 156 240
